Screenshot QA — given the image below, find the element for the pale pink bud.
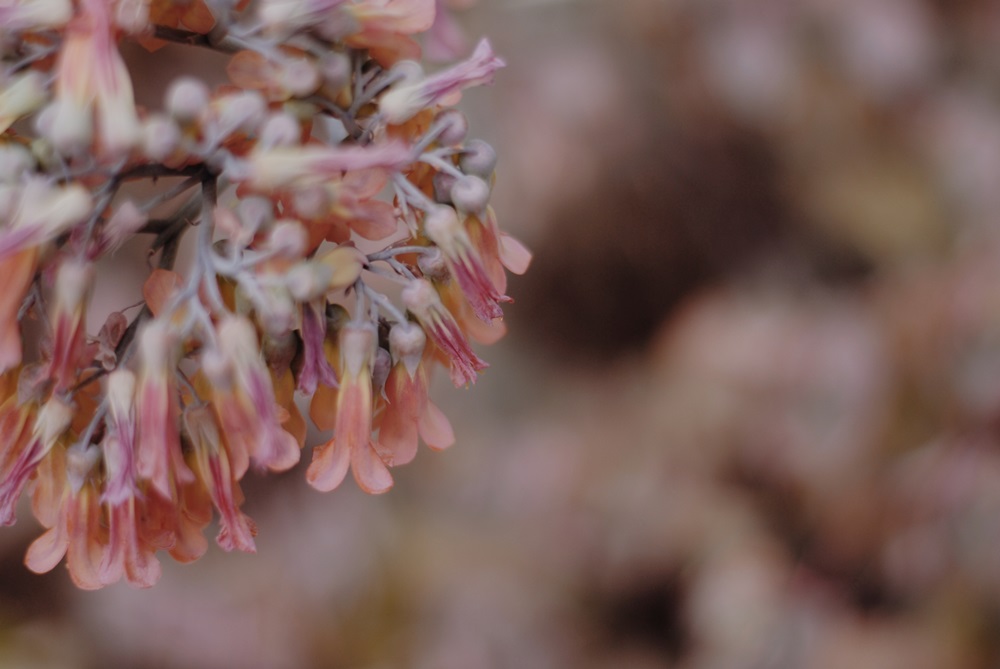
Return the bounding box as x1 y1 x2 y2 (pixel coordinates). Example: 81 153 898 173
0 143 34 182
0 71 47 134
434 109 468 146
449 174 490 214
458 139 497 177
266 219 308 258
141 115 182 162
166 77 210 123
281 57 321 97
101 200 148 254
259 112 303 148
389 321 426 377
0 0 72 31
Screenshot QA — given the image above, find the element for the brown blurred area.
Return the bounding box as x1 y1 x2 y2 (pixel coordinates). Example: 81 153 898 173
6 0 1000 667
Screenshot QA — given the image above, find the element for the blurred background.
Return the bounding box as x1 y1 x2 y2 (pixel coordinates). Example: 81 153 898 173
5 0 1000 666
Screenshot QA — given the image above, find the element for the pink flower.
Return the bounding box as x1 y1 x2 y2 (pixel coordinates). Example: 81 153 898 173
401 278 487 386
45 259 94 393
375 322 454 465
307 322 393 493
238 141 413 191
423 204 509 322
185 406 257 553
297 300 338 395
134 320 195 500
204 315 300 476
48 0 141 156
380 38 504 124
0 396 74 526
0 179 92 261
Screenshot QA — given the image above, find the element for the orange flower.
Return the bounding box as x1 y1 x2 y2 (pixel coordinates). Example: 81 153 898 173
0 248 37 374
307 322 393 493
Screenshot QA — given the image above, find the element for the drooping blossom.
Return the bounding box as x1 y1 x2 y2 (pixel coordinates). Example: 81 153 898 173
402 278 488 386
48 0 142 156
307 322 393 493
134 320 195 500
203 315 300 476
380 38 505 124
375 321 454 466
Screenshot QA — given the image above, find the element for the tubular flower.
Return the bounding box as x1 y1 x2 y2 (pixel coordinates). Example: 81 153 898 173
204 315 300 476
297 300 338 395
46 259 95 393
48 0 142 156
423 204 509 322
375 321 453 466
25 445 108 590
185 406 257 553
135 320 195 501
380 37 504 124
0 0 525 588
0 179 92 261
402 278 487 387
0 396 73 525
307 322 393 494
99 370 162 588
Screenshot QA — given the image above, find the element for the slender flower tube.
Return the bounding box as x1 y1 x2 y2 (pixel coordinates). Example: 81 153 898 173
0 179 92 261
205 315 300 476
99 369 162 588
423 204 509 322
46 259 95 393
380 38 504 124
237 141 413 191
307 322 393 493
185 405 257 553
135 321 195 500
402 278 487 386
0 396 73 526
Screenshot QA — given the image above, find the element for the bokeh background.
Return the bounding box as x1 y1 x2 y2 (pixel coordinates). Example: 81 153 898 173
5 0 1000 666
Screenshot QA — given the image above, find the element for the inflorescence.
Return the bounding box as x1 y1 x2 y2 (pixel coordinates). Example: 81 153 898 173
0 0 529 588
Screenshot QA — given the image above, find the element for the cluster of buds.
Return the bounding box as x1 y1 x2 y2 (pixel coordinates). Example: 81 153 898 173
0 0 529 588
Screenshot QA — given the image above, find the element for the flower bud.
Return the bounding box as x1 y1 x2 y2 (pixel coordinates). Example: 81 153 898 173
141 115 181 162
259 112 302 148
166 77 210 123
281 57 321 97
435 109 468 146
320 51 352 90
389 321 426 377
458 139 497 178
266 219 307 258
422 204 461 246
450 175 490 214
0 143 34 182
432 170 457 204
417 246 448 281
285 261 333 302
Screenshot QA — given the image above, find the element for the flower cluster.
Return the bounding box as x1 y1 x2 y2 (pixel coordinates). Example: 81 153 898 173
0 0 528 588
